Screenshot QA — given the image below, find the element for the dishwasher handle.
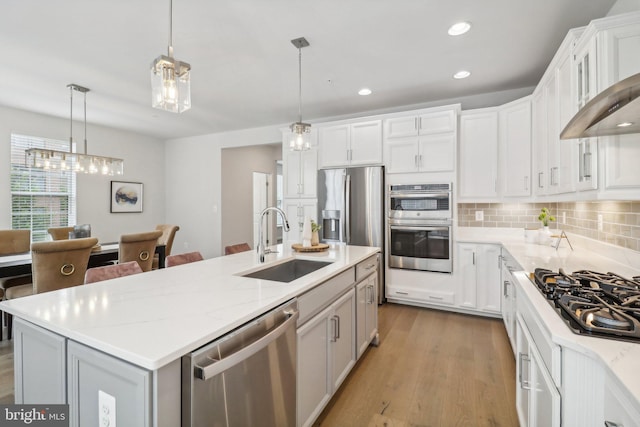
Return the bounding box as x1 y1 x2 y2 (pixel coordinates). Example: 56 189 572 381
194 308 299 381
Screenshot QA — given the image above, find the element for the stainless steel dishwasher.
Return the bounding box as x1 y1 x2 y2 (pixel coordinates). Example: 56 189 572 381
182 299 298 427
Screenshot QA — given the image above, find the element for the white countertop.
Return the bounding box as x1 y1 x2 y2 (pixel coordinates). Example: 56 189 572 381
0 244 379 370
457 227 640 410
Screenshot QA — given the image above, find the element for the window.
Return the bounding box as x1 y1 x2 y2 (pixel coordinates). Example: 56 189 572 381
10 134 77 242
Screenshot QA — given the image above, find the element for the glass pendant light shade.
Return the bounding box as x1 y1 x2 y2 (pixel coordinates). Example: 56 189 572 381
289 122 311 151
151 0 191 113
150 54 191 113
290 37 311 151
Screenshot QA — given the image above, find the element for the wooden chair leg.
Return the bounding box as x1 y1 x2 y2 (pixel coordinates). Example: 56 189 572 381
7 313 12 340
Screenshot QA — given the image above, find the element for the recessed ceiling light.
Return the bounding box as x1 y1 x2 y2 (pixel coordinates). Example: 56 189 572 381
453 70 471 79
448 22 471 36
617 121 634 127
358 88 372 96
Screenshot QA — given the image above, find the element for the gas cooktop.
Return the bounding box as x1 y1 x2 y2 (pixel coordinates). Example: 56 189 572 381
533 268 640 342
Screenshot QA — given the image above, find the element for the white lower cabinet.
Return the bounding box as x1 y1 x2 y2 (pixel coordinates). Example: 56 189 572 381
67 341 152 427
516 314 560 427
500 261 517 354
297 288 356 427
356 272 378 359
456 243 501 314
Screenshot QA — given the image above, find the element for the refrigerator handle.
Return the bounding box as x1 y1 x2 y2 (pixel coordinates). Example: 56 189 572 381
345 173 351 244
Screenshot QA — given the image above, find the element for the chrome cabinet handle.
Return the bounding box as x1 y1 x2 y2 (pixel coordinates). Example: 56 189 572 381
194 308 299 380
428 295 443 300
369 284 375 304
584 151 592 178
538 172 544 188
419 154 423 168
518 352 531 390
334 315 340 340
524 176 529 191
503 280 509 297
414 154 418 168
472 252 476 265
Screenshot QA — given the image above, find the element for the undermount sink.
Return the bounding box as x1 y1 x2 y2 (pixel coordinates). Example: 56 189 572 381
241 259 333 283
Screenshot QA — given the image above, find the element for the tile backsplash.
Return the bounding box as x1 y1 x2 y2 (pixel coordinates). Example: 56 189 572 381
458 201 640 252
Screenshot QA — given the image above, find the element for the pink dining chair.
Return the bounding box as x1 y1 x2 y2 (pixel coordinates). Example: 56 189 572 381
165 251 204 268
85 261 144 284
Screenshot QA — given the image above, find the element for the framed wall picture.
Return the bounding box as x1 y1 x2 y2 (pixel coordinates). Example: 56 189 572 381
110 181 143 213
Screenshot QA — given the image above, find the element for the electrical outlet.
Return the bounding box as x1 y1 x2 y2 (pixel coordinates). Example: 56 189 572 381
597 214 603 231
99 390 116 427
183 242 189 249
475 211 484 221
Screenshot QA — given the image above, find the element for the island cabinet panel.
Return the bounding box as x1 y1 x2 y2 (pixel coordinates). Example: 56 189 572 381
67 340 152 427
356 272 378 359
13 318 67 404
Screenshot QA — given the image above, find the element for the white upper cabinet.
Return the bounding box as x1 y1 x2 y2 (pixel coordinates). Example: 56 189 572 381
500 97 532 197
532 88 549 196
383 106 458 174
459 109 499 200
318 120 382 168
283 147 318 199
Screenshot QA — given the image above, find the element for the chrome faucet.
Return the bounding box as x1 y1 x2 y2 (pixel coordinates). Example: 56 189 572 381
257 206 290 262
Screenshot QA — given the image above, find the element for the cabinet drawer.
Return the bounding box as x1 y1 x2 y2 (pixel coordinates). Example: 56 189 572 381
355 254 379 282
298 268 355 326
387 286 455 305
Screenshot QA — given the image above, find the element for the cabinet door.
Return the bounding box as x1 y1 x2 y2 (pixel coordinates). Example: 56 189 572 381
13 318 67 404
350 120 382 165
546 71 560 193
599 24 640 92
516 316 531 427
476 244 501 314
384 116 418 139
283 199 317 244
331 289 356 391
456 243 477 309
459 111 499 199
500 98 532 197
299 149 318 198
356 274 378 359
605 135 640 189
530 345 561 427
283 149 303 198
532 88 548 195
319 125 349 168
556 52 577 194
384 137 419 173
418 133 455 172
67 340 151 427
418 110 456 135
297 305 332 427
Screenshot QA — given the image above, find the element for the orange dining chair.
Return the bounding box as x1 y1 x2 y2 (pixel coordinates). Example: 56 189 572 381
224 243 251 255
4 237 98 339
47 226 75 241
119 230 163 272
152 224 180 269
85 261 143 284
0 230 32 341
165 251 204 268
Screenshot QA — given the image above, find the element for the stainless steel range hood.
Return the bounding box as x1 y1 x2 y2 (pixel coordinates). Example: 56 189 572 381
560 72 640 139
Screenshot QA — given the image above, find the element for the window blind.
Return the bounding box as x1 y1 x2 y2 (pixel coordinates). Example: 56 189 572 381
10 134 77 242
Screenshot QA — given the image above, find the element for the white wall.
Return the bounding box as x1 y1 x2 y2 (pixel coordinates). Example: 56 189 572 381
164 125 283 259
0 105 165 243
608 0 640 15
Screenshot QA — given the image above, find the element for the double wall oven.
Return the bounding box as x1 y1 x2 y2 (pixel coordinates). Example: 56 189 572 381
388 183 453 273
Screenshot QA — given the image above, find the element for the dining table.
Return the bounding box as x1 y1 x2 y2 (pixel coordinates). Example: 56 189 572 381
0 242 166 279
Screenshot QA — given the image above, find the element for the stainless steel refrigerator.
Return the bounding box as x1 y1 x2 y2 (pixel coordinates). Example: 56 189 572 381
318 166 385 302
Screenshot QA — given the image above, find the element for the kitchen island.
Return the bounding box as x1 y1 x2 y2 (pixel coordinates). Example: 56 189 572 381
0 243 380 427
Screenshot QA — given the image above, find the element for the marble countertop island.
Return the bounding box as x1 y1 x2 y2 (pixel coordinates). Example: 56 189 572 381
0 244 379 370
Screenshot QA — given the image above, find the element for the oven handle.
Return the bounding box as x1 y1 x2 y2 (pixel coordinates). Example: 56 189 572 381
389 192 450 199
390 225 450 232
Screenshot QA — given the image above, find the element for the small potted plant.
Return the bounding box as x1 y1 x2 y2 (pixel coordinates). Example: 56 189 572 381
311 220 321 246
537 207 556 244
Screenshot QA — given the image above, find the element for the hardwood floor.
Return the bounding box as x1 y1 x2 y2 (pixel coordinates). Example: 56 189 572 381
0 322 14 404
0 304 518 426
314 303 519 427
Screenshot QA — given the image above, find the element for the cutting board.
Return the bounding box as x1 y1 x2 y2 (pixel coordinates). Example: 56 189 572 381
291 243 329 252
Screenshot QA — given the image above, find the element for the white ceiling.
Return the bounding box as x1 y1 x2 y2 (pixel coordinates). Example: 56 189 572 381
0 0 617 140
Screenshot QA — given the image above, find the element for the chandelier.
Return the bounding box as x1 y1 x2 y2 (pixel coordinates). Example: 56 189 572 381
25 84 124 176
289 37 311 151
150 0 191 113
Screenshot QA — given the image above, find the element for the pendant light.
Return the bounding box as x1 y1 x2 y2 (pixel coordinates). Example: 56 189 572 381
151 0 191 113
25 84 124 176
289 37 311 151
